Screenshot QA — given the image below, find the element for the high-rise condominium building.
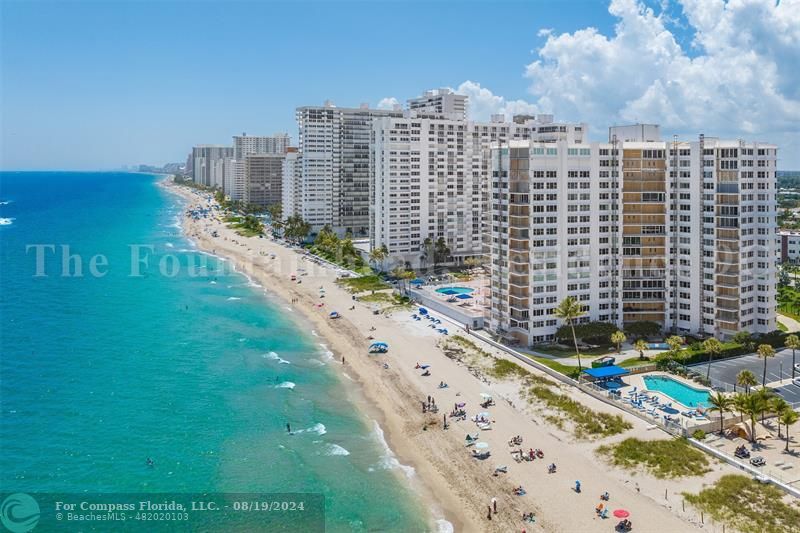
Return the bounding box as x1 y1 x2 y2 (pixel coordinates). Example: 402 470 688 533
488 126 778 344
192 145 234 188
292 102 403 236
233 133 291 159
281 148 302 219
243 153 286 208
370 113 586 269
407 88 467 120
226 133 291 201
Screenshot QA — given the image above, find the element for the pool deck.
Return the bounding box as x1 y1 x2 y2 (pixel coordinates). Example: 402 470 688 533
407 280 489 329
616 372 714 429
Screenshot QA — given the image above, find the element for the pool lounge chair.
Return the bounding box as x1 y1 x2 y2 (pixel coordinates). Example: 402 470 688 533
626 387 637 396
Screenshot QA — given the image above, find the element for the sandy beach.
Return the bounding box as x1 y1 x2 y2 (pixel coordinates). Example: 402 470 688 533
164 179 741 533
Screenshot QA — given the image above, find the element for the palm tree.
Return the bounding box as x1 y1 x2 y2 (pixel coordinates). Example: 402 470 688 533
779 409 799 451
554 296 587 372
741 393 765 443
702 338 723 380
786 334 800 379
737 369 757 394
666 335 684 364
754 388 775 423
707 391 733 435
434 237 450 266
733 392 749 423
611 331 626 353
756 344 776 388
770 397 790 437
634 338 648 360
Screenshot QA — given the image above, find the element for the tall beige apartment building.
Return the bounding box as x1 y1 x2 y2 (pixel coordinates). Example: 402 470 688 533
488 125 778 344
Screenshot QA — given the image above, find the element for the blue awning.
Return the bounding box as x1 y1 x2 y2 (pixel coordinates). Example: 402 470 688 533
582 365 630 379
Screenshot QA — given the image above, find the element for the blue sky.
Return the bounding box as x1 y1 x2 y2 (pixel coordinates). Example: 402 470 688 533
2 0 798 169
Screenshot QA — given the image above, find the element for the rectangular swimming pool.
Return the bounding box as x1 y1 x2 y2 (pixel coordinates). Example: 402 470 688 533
435 286 474 295
643 375 710 408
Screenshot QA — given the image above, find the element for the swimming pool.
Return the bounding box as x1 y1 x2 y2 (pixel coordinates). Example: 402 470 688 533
643 375 710 408
435 286 475 296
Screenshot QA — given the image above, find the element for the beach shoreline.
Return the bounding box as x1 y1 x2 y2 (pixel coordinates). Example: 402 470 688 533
161 179 470 531
162 177 729 533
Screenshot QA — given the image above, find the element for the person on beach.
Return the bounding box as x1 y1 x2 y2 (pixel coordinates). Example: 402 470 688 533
286 423 291 434
491 497 497 514
342 356 345 365
575 480 581 493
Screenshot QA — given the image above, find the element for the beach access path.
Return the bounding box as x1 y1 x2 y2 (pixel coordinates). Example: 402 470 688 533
166 181 735 533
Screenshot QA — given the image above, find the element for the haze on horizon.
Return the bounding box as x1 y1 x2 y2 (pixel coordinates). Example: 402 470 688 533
1 0 798 171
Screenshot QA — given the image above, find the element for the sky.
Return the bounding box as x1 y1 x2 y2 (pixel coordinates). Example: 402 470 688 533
1 0 798 170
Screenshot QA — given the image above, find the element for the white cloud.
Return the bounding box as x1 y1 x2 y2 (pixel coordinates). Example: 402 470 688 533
453 81 539 122
523 0 800 166
377 97 400 110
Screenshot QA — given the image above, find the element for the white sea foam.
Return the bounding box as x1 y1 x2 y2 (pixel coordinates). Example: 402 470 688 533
227 296 242 301
0 200 11 205
210 280 217 284
263 351 291 365
325 444 350 456
275 381 295 390
0 218 14 226
238 337 247 343
311 330 319 337
434 519 454 533
165 242 174 248
372 421 415 478
293 423 326 435
318 344 334 362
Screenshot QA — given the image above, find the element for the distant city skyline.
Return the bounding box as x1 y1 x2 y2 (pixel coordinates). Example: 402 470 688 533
2 0 798 170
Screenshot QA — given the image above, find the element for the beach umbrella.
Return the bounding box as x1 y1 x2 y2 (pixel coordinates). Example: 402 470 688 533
418 307 428 315
477 412 491 419
420 364 431 369
480 393 493 400
613 510 630 519
474 442 489 450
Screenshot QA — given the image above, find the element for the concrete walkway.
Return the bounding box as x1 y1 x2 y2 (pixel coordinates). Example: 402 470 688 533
778 313 800 333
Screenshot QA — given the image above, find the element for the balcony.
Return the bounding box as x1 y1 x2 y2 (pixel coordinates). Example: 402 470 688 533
510 239 529 252
716 274 739 288
509 274 528 288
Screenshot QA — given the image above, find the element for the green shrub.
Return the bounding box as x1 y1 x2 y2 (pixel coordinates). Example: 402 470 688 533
597 438 711 478
684 475 800 533
692 429 706 440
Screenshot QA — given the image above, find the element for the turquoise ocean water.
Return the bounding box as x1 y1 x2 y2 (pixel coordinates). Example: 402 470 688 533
0 172 428 531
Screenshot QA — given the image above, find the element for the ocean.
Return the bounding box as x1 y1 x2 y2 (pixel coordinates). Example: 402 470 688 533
0 172 429 531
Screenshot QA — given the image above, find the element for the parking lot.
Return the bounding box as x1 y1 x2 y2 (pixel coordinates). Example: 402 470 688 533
692 348 800 406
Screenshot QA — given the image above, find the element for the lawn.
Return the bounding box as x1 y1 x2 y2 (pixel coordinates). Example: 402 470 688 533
533 344 613 358
596 438 711 478
684 475 800 533
776 317 789 331
337 275 390 293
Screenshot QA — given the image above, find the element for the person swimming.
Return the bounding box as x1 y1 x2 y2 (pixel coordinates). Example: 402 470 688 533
286 423 291 434
146 458 154 467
